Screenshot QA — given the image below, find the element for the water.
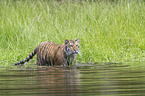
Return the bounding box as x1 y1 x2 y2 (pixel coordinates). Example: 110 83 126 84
0 62 145 96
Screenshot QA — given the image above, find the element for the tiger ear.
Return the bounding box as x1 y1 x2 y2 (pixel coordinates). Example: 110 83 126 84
75 38 79 42
65 40 69 45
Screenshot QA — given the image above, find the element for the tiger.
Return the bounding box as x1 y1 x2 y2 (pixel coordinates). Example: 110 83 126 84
13 39 79 66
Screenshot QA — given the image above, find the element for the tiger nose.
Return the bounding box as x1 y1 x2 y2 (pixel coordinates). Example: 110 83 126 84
74 50 78 54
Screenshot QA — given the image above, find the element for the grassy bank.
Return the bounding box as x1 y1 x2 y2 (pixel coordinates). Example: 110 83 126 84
0 0 145 66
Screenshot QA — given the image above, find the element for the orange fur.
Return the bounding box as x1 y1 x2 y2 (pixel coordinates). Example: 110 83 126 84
14 39 79 66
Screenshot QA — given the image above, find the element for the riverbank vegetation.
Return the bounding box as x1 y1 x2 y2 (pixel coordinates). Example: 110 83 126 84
0 0 144 66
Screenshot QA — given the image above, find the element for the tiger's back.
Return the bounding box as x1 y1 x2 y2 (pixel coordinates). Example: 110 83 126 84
14 39 79 66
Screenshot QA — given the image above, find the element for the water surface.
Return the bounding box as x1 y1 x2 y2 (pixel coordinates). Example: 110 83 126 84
0 62 145 96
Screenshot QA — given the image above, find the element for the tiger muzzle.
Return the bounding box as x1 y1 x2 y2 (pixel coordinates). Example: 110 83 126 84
73 50 79 54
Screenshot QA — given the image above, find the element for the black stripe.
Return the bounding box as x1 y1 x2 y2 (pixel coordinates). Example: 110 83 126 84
29 55 33 59
42 44 47 65
20 61 25 64
26 58 30 62
53 46 60 66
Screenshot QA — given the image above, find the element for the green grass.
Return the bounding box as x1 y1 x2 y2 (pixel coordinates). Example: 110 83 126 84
0 0 145 67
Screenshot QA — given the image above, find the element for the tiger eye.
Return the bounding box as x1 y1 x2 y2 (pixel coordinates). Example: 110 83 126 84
70 45 73 47
70 43 73 47
76 45 79 48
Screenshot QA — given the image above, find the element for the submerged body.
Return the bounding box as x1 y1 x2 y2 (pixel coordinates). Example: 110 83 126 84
14 39 79 66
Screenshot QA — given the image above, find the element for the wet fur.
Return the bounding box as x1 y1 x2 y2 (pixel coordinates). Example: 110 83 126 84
14 39 79 66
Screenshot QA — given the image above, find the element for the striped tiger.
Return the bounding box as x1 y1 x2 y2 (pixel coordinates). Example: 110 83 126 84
13 39 79 66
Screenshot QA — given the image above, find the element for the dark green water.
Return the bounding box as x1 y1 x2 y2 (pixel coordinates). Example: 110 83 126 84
0 62 145 96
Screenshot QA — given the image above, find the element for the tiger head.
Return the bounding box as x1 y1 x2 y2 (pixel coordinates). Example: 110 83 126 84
64 39 79 56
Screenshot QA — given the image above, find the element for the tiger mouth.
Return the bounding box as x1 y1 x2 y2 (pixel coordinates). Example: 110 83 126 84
73 51 79 54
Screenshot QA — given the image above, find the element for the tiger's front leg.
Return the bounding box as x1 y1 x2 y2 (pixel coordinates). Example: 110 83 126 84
63 58 68 66
69 54 76 65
